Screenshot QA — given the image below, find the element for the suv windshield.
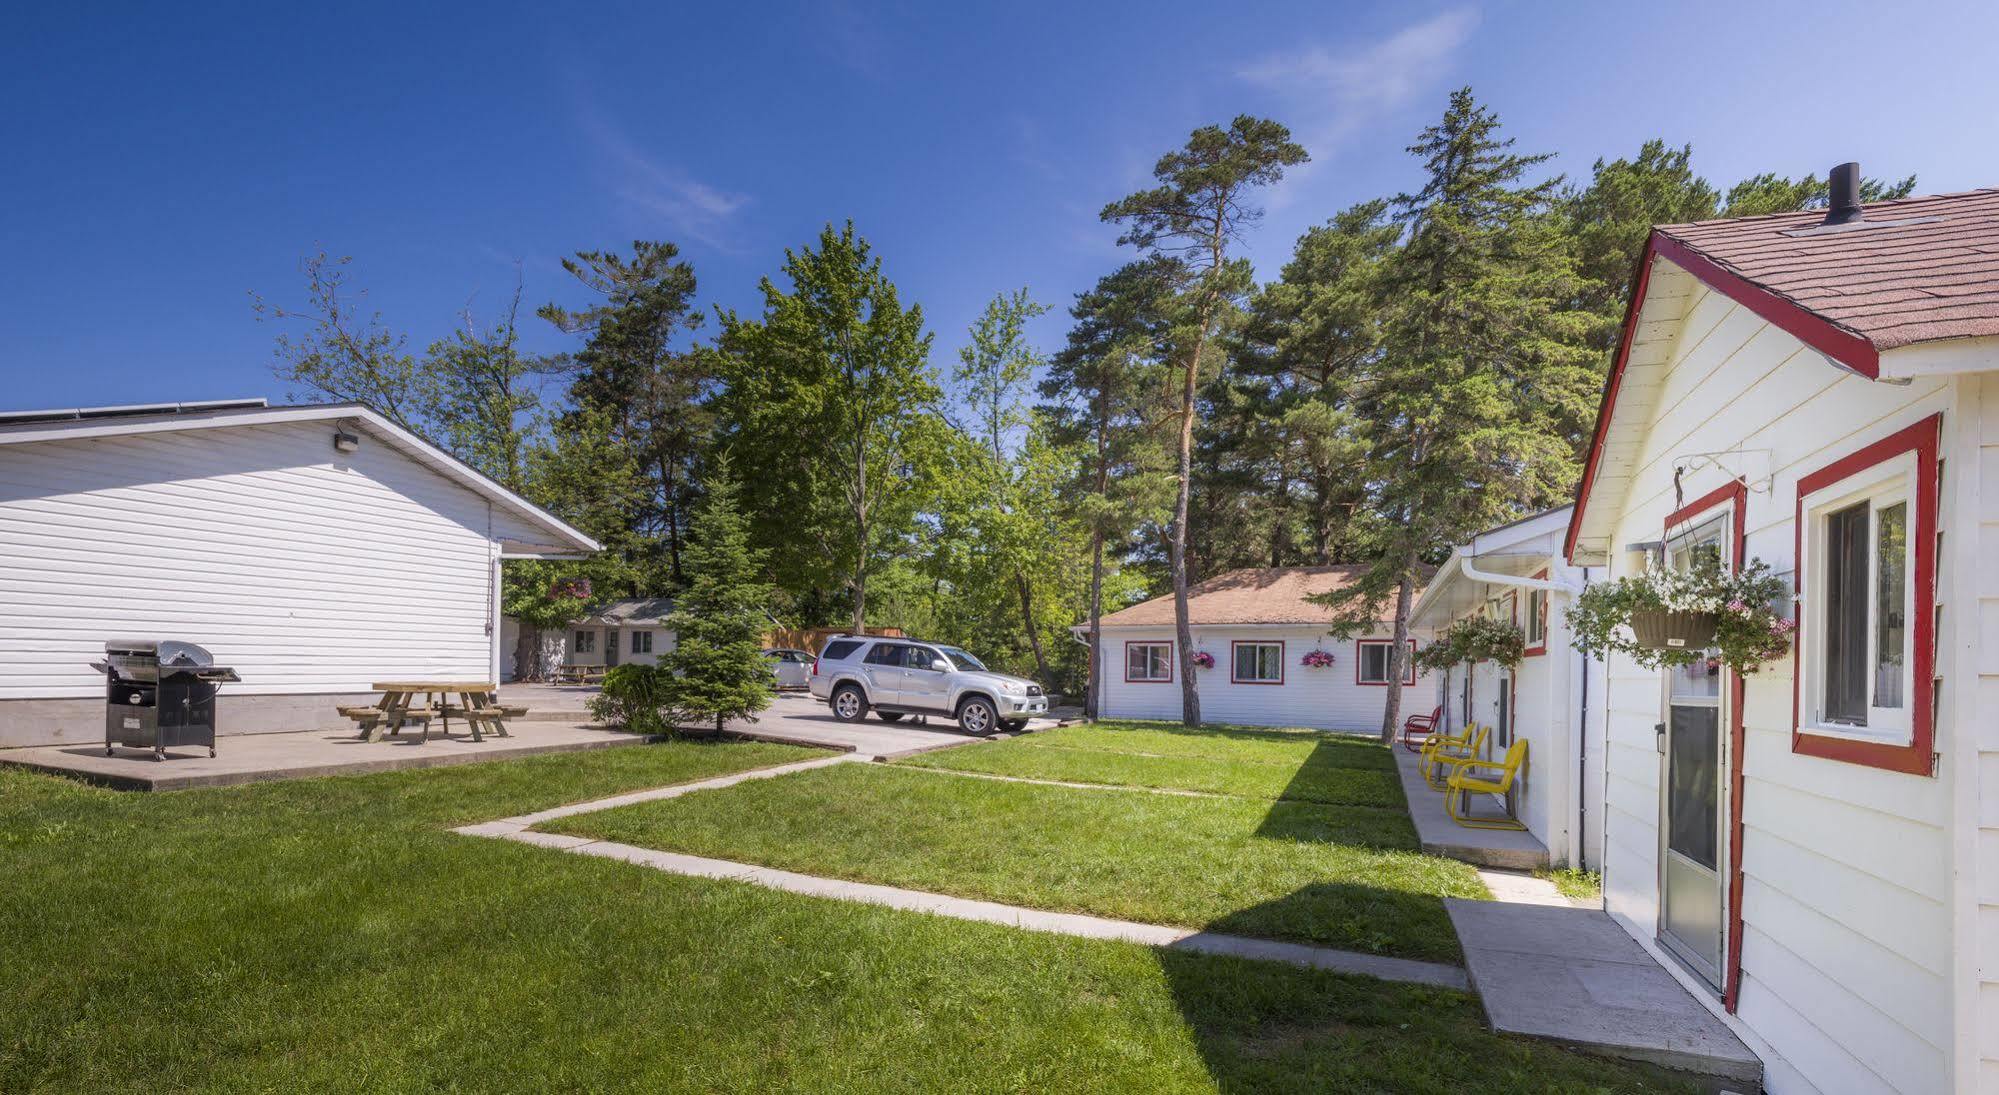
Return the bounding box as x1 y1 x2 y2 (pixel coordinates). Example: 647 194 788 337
937 646 987 672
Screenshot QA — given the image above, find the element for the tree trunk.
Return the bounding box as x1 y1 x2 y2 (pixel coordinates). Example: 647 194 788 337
1087 527 1105 721
851 566 866 634
1015 572 1054 683
513 624 541 683
1378 565 1418 742
1171 312 1207 728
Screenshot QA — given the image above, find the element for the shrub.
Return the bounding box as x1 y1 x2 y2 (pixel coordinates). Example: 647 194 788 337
589 664 674 736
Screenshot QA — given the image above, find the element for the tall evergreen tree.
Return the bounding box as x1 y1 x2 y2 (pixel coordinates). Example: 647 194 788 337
1041 259 1177 719
1322 88 1594 740
1232 199 1400 565
1101 116 1307 726
660 465 775 734
714 222 946 632
540 241 711 592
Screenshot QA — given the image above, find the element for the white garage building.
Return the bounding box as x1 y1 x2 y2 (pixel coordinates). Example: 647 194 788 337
0 400 598 748
1089 566 1432 733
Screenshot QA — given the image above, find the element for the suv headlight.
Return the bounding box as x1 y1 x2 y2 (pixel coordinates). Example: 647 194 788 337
998 681 1027 696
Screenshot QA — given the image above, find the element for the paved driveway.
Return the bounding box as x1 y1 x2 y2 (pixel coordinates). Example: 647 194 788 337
725 692 1062 758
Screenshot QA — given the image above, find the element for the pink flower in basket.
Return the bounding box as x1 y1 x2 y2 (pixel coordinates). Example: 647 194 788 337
1300 649 1337 668
550 576 593 601
1190 651 1216 669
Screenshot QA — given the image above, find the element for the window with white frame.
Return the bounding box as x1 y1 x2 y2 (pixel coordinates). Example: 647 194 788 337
1126 641 1172 682
1356 639 1414 685
631 630 654 655
1232 641 1283 684
574 630 596 654
1525 587 1546 647
1801 451 1914 739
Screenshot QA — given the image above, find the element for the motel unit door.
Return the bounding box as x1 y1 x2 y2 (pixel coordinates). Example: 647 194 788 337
1658 512 1728 988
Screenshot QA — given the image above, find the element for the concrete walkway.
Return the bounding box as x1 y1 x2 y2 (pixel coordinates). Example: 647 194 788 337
1446 900 1761 1087
0 721 647 791
454 754 1468 991
1392 746 1549 869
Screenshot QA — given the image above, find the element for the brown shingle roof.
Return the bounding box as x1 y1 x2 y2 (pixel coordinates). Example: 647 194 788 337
1657 188 1999 351
1097 566 1404 628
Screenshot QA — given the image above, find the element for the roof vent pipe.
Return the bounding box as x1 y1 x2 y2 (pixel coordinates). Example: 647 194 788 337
1822 162 1864 226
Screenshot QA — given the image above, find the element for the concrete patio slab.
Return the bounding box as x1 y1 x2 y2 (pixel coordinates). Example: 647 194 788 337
0 721 649 791
1445 899 1761 1087
1393 747 1548 870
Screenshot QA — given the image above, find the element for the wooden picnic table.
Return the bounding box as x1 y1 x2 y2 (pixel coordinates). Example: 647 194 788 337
341 681 521 744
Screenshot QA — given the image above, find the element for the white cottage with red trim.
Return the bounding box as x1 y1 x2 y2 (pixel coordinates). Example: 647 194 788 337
1088 566 1432 732
1566 173 1999 1093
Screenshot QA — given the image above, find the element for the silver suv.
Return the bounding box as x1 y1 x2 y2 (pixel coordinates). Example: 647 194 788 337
808 636 1047 735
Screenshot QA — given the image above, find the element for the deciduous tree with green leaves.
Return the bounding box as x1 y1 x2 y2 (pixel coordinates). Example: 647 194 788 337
659 466 775 734
714 222 947 632
1101 116 1307 726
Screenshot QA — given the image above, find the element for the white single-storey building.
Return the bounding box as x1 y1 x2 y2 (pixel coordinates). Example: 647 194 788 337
0 399 598 748
1565 179 1999 1092
1410 505 1605 871
1087 566 1432 732
559 598 677 671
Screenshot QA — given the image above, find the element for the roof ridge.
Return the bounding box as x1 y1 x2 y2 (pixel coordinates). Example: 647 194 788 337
1656 186 1999 233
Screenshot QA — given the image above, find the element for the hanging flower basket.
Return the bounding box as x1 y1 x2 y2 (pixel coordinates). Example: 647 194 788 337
1414 614 1525 672
1189 651 1216 670
1626 610 1718 651
1300 649 1337 669
1569 554 1793 672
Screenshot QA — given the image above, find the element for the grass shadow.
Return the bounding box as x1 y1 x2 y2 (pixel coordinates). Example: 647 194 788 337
1152 937 1695 1093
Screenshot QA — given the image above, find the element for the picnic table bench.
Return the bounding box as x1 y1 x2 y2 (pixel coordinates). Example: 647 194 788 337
340 681 524 744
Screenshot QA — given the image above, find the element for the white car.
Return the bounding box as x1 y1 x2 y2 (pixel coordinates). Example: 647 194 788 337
807 636 1047 735
762 648 813 689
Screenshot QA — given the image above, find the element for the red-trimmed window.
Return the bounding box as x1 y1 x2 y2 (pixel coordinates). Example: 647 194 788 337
1523 570 1549 657
1125 641 1172 683
1792 414 1938 776
1356 639 1417 686
1231 640 1284 684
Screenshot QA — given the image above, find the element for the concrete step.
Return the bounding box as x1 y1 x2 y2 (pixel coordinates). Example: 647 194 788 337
1445 900 1761 1088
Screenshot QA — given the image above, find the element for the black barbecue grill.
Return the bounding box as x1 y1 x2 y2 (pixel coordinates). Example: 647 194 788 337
88 640 241 760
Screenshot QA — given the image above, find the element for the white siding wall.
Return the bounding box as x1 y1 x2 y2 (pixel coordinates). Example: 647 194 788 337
1970 373 1999 1091
0 420 509 698
1597 283 1961 1093
1098 626 1433 732
1433 558 1601 868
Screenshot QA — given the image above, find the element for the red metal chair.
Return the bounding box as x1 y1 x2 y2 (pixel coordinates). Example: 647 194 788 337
1400 705 1443 753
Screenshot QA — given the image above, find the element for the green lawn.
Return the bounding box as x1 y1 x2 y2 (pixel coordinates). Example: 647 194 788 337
1009 720 1397 768
899 722 1402 807
1 740 1688 1092
543 760 1483 962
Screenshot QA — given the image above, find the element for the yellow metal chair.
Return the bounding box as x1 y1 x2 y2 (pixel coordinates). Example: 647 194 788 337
1421 723 1488 789
1445 738 1529 830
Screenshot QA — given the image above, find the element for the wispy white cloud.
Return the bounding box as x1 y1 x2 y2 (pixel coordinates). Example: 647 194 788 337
575 100 752 252
1237 6 1480 203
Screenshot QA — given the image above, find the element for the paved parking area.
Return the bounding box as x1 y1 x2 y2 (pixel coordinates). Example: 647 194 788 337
722 692 1068 758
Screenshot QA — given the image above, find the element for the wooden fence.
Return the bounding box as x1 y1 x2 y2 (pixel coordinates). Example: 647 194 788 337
762 626 905 654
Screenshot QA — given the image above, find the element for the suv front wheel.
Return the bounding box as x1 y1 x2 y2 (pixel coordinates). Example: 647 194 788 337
831 685 868 722
957 696 999 736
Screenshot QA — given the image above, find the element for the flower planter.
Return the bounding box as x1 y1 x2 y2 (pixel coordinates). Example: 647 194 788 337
1627 610 1718 651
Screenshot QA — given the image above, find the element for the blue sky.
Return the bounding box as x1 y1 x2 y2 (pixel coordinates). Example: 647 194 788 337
4 0 1997 413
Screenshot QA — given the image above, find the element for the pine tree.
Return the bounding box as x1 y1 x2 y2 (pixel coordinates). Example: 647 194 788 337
1101 117 1307 726
660 466 775 734
1320 88 1593 740
1041 259 1178 719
